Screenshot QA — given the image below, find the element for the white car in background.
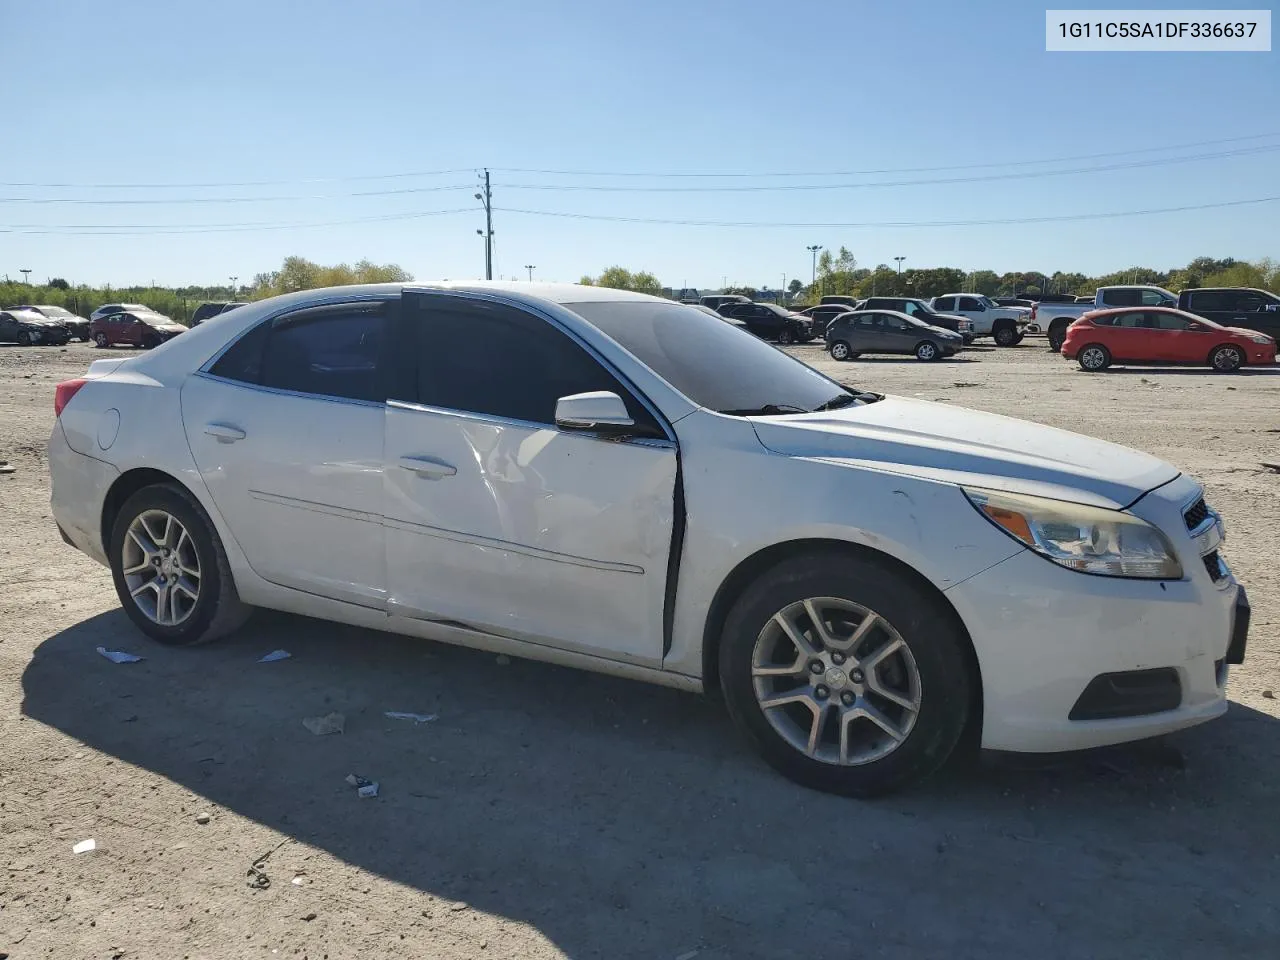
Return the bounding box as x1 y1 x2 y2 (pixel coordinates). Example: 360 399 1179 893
89 302 151 323
930 294 1031 346
48 283 1248 796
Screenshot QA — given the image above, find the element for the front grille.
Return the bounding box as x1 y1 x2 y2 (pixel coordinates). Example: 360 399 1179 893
1203 551 1226 582
1184 497 1209 531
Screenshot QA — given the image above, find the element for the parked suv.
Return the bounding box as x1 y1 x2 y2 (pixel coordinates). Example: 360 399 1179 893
719 302 814 344
191 301 249 326
0 308 72 345
1178 288 1280 339
795 304 855 338
90 310 188 349
859 297 974 344
930 294 1028 346
825 309 963 361
5 304 90 341
699 294 750 312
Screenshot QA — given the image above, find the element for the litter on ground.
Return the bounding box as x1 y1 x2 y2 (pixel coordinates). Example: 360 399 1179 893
301 712 345 736
96 646 143 664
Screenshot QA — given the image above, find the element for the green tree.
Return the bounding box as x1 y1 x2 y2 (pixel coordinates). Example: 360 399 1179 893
47 277 70 290
583 266 663 295
787 278 802 296
966 270 1000 295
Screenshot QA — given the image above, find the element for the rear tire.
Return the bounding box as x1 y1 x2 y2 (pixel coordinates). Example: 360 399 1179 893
1210 344 1244 373
915 341 940 361
830 340 853 361
718 551 972 797
1048 323 1068 352
1077 343 1111 371
17 331 33 346
109 484 251 646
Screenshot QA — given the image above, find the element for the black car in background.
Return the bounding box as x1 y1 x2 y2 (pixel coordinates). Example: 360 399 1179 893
1178 287 1280 339
0 309 72 346
5 304 90 340
191 301 249 326
718 301 815 344
858 297 974 344
825 309 963 362
795 303 855 337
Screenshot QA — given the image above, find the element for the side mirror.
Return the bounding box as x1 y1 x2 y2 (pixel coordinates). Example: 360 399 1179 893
1266 304 1279 313
1187 322 1205 331
555 391 635 432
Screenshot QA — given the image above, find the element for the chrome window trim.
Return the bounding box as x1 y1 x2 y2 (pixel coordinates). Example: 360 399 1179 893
387 397 676 449
191 370 387 410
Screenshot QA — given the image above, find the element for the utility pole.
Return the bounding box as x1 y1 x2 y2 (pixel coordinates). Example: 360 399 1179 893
229 276 238 296
19 268 32 286
475 170 493 280
524 264 536 281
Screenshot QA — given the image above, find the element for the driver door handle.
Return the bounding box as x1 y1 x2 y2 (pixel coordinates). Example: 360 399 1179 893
398 456 457 480
204 423 246 443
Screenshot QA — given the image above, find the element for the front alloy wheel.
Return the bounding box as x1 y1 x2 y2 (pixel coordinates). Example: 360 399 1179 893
778 328 796 345
752 598 921 765
1211 345 1243 372
915 341 938 361
719 551 972 797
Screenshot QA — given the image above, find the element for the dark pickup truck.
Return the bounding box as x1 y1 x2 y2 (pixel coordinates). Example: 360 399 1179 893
1178 288 1280 338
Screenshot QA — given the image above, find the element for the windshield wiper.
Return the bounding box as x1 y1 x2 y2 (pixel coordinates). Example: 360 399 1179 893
812 391 882 411
718 403 809 416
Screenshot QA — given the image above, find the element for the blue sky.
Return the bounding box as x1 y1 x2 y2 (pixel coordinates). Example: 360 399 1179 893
2 0 1276 288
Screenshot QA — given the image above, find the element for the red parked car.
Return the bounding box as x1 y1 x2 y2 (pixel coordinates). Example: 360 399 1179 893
89 310 188 349
1062 306 1277 373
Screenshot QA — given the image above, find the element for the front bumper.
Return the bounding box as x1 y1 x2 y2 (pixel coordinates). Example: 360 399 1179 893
947 541 1241 754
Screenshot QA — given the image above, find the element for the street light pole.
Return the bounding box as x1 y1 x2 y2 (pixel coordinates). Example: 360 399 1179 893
894 256 905 275
19 268 31 286
229 276 238 296
806 244 823 296
524 264 536 281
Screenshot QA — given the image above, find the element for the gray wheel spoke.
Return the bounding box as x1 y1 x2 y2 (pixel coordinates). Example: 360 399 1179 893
860 637 903 672
160 513 175 550
772 612 821 660
805 703 828 756
752 656 806 678
802 599 837 651
173 576 200 601
854 702 907 743
121 560 152 576
130 579 158 599
867 678 917 712
759 689 816 712
832 612 880 657
128 527 158 558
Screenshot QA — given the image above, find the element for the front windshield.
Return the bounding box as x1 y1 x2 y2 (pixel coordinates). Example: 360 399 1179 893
41 307 76 318
566 300 869 415
978 296 1000 308
139 313 172 327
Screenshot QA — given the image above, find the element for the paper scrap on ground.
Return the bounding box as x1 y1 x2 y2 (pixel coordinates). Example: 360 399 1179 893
72 838 96 854
345 773 380 798
384 711 438 724
302 712 345 736
96 646 143 664
258 649 292 662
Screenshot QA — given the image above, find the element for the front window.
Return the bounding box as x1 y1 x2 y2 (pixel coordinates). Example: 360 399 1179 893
977 296 1000 309
566 300 862 415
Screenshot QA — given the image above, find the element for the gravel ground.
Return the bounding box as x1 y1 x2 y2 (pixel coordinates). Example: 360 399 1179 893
2 339 1278 960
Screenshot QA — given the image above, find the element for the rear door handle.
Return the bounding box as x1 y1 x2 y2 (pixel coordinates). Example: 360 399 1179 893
398 456 457 480
204 423 246 443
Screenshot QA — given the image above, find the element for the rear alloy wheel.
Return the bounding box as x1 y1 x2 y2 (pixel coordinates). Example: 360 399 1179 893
778 328 796 345
830 340 853 362
719 552 972 797
94 332 110 348
1210 344 1244 373
17 331 34 346
994 325 1019 347
110 484 251 645
1078 344 1111 371
915 341 939 361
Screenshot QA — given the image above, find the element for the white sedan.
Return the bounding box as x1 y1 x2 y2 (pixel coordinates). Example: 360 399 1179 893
48 283 1248 796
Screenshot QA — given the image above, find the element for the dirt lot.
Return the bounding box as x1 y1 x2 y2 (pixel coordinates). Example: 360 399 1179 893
2 339 1278 959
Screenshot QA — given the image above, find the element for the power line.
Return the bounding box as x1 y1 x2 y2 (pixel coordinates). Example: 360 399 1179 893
491 132 1280 177
498 144 1280 193
2 132 1277 190
494 195 1280 229
0 184 476 206
0 207 476 236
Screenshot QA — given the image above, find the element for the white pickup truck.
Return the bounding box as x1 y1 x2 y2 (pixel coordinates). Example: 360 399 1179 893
929 294 1031 347
1036 285 1178 351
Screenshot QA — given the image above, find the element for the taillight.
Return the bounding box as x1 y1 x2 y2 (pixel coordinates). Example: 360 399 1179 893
1030 304 1038 321
54 378 88 417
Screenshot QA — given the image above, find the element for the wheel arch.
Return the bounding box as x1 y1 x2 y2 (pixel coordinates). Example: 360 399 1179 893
100 467 191 555
699 538 983 743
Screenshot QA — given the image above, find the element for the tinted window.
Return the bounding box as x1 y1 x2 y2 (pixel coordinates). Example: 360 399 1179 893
1188 291 1232 311
933 297 955 311
855 313 881 328
1088 314 1115 326
409 298 656 429
566 300 853 415
1142 289 1172 306
1113 312 1147 328
209 304 388 402
1236 292 1267 312
958 297 981 311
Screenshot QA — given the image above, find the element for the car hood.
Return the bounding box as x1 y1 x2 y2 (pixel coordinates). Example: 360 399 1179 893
148 324 186 333
750 395 1179 509
1224 326 1275 341
19 317 63 327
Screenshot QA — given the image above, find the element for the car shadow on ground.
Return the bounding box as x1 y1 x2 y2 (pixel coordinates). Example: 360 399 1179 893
22 610 1280 957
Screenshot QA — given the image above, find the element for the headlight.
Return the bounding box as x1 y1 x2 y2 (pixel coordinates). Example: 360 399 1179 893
1246 334 1273 345
963 487 1182 579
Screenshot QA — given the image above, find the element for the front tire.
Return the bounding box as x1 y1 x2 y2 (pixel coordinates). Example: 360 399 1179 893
94 332 109 348
915 341 939 361
1078 343 1111 371
993 324 1018 347
778 328 796 346
1210 344 1244 372
719 551 972 797
109 484 251 646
